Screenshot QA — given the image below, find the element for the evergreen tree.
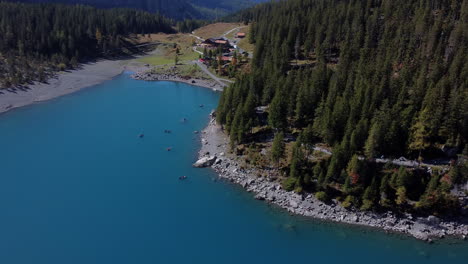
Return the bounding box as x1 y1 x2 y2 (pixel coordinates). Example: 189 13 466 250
268 89 288 130
290 138 304 179
271 132 285 166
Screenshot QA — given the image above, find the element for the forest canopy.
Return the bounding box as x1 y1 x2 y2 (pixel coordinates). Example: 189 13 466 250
217 0 468 215
0 2 174 87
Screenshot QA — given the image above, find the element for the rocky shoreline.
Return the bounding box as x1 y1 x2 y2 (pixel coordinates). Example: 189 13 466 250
131 65 224 91
195 115 468 242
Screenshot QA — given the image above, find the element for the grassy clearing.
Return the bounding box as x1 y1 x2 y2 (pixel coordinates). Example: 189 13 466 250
193 23 243 39
137 45 199 66
225 25 247 40
128 33 195 46
134 33 200 66
290 59 318 65
237 25 254 53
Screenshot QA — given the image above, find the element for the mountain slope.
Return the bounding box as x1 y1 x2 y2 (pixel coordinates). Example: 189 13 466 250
6 0 268 19
6 0 202 19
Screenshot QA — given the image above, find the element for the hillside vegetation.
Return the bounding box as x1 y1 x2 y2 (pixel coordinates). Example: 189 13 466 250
7 0 267 20
217 0 468 216
8 0 202 20
0 2 174 88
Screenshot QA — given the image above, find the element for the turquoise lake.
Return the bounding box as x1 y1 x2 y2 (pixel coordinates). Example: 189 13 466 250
0 73 467 263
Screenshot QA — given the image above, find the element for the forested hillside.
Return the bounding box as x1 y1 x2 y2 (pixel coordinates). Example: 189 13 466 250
190 0 257 19
7 0 268 19
217 0 468 215
0 2 174 87
8 0 202 20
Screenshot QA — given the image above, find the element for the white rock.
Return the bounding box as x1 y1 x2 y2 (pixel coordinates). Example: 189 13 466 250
193 156 216 168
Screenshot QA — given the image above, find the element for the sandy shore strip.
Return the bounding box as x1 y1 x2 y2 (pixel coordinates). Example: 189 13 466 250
195 115 468 242
0 57 224 115
0 58 145 114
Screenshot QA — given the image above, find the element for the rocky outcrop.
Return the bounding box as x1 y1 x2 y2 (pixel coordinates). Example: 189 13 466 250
195 117 468 242
193 156 217 168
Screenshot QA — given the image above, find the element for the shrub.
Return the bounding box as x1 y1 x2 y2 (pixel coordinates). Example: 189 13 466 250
282 177 297 191
395 186 407 205
360 199 374 211
315 191 328 202
294 186 303 194
341 195 357 209
57 63 67 71
380 197 392 208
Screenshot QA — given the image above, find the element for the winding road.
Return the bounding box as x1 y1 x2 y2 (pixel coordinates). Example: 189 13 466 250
194 61 231 89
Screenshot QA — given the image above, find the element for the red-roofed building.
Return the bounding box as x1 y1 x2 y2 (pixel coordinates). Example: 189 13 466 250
219 56 232 62
215 39 228 45
200 38 232 50
235 32 246 38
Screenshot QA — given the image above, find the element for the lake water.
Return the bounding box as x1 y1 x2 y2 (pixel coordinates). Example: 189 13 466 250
0 73 466 263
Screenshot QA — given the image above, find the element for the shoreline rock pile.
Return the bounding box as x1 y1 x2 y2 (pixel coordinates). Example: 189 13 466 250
196 117 468 242
130 68 222 91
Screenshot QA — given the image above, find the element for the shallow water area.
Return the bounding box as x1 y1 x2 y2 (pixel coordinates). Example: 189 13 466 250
0 73 466 264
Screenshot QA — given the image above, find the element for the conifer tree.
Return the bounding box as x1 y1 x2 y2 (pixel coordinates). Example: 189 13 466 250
268 89 288 130
271 132 285 166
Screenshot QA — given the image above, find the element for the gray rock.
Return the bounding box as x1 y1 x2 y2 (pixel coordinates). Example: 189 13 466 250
427 215 441 226
193 156 217 168
255 194 265 200
289 200 299 208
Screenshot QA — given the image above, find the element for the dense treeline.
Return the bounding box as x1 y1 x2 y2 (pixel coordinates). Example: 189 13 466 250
176 20 208 33
8 0 264 20
7 0 203 20
217 0 468 215
0 2 174 87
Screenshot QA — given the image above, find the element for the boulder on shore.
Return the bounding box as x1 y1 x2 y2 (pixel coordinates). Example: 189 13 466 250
193 156 217 168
